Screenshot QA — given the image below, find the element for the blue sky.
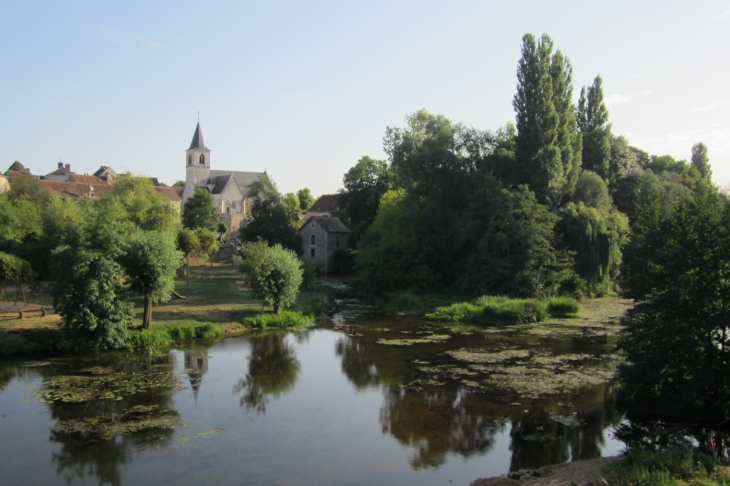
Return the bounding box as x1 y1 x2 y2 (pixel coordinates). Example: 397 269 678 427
2 0 729 195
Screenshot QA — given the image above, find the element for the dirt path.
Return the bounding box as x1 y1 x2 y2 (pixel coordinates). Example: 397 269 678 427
470 456 618 486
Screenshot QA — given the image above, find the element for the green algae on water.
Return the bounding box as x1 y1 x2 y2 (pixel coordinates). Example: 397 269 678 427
51 405 180 440
179 427 228 445
376 334 451 346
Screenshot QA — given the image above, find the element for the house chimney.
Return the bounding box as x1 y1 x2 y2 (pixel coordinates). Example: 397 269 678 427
65 164 70 172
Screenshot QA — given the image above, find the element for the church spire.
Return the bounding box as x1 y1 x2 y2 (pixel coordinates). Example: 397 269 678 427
189 121 207 150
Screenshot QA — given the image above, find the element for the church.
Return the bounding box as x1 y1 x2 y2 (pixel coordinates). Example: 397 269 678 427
181 122 264 232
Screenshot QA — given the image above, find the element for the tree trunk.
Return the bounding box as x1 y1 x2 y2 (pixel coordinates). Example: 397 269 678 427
187 257 190 289
261 301 265 316
143 297 153 329
20 284 27 307
274 302 280 314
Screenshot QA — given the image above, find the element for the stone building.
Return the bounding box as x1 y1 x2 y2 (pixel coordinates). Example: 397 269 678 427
0 174 9 193
181 122 264 232
299 216 349 274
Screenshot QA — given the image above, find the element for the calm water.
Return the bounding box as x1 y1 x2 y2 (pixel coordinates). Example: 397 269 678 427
0 311 627 486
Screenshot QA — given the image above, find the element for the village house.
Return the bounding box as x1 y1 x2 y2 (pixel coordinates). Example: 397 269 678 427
299 216 349 274
306 194 342 217
0 174 9 193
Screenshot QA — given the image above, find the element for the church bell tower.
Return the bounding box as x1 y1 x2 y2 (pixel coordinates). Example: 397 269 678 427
182 121 211 205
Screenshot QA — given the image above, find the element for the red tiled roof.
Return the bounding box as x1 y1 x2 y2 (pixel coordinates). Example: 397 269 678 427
68 174 111 185
155 186 181 202
5 170 33 183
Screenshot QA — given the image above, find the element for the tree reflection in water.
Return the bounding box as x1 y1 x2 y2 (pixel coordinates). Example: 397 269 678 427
335 332 624 472
233 332 301 413
380 385 505 468
44 352 180 486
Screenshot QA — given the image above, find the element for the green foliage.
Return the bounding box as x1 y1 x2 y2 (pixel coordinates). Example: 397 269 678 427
7 160 29 173
618 191 730 419
121 231 182 328
299 256 316 290
242 311 311 329
239 174 300 253
456 177 571 298
577 75 612 181
104 175 179 233
296 187 315 211
127 322 223 352
193 228 218 261
573 170 611 210
239 240 304 313
182 187 218 230
172 180 186 187
52 247 134 349
691 142 712 182
216 222 228 240
0 193 42 246
339 156 392 248
606 447 729 486
282 193 300 222
513 33 580 209
557 202 628 296
292 284 335 317
127 329 172 352
177 229 200 258
355 189 439 292
0 251 36 286
545 296 580 316
426 295 566 326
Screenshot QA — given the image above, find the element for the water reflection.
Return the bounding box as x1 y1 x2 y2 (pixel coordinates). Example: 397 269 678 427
184 348 208 400
44 353 180 486
233 333 301 413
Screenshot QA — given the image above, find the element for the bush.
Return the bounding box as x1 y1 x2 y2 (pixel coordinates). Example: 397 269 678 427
128 329 172 352
127 321 224 352
605 447 729 486
425 295 578 326
243 311 312 329
292 285 335 318
546 296 580 317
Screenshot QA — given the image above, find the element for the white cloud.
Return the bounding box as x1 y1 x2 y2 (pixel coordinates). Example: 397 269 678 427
693 101 729 112
605 90 651 108
715 5 730 19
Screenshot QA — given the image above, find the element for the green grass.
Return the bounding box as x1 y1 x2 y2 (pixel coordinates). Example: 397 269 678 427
291 284 335 318
425 295 578 326
242 311 312 330
605 448 730 485
127 321 225 352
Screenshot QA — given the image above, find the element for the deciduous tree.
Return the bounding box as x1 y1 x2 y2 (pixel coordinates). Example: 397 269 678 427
182 187 218 231
577 76 612 181
239 241 303 314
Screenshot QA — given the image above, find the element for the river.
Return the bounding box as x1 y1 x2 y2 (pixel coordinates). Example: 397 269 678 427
0 300 630 486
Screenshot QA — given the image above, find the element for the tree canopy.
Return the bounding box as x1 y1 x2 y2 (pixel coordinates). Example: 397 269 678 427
239 174 300 253
182 187 218 231
239 240 303 314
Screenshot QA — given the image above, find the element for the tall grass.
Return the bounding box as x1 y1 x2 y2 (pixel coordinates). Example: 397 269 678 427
605 447 730 485
127 321 224 352
425 295 579 326
243 311 312 330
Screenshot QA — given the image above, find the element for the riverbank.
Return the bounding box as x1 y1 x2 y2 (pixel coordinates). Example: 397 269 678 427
470 456 618 486
0 262 330 356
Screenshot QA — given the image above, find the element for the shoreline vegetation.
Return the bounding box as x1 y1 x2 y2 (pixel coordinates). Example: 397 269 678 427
0 262 334 356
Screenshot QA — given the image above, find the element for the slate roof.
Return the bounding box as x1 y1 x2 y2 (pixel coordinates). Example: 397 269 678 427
300 216 349 233
189 122 208 150
307 194 341 213
199 170 263 197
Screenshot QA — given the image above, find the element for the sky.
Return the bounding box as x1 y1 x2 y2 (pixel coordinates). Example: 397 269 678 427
1 0 729 196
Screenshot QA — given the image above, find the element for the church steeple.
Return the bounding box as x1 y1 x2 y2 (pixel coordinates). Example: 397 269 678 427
189 121 207 150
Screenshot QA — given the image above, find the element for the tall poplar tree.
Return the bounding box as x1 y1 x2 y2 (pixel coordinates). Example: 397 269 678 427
514 33 580 209
577 76 612 181
691 142 711 182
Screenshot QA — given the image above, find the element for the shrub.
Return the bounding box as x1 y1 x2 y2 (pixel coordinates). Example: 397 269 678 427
128 329 172 352
605 447 729 485
546 296 580 317
243 311 312 329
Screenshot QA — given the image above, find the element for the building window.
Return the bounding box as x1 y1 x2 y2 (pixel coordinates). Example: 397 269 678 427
226 207 230 213
310 235 315 245
310 248 315 259
199 154 205 165
336 235 340 248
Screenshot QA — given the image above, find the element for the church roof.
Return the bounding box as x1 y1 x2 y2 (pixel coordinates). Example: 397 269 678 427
188 122 208 150
209 170 261 187
210 174 236 195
